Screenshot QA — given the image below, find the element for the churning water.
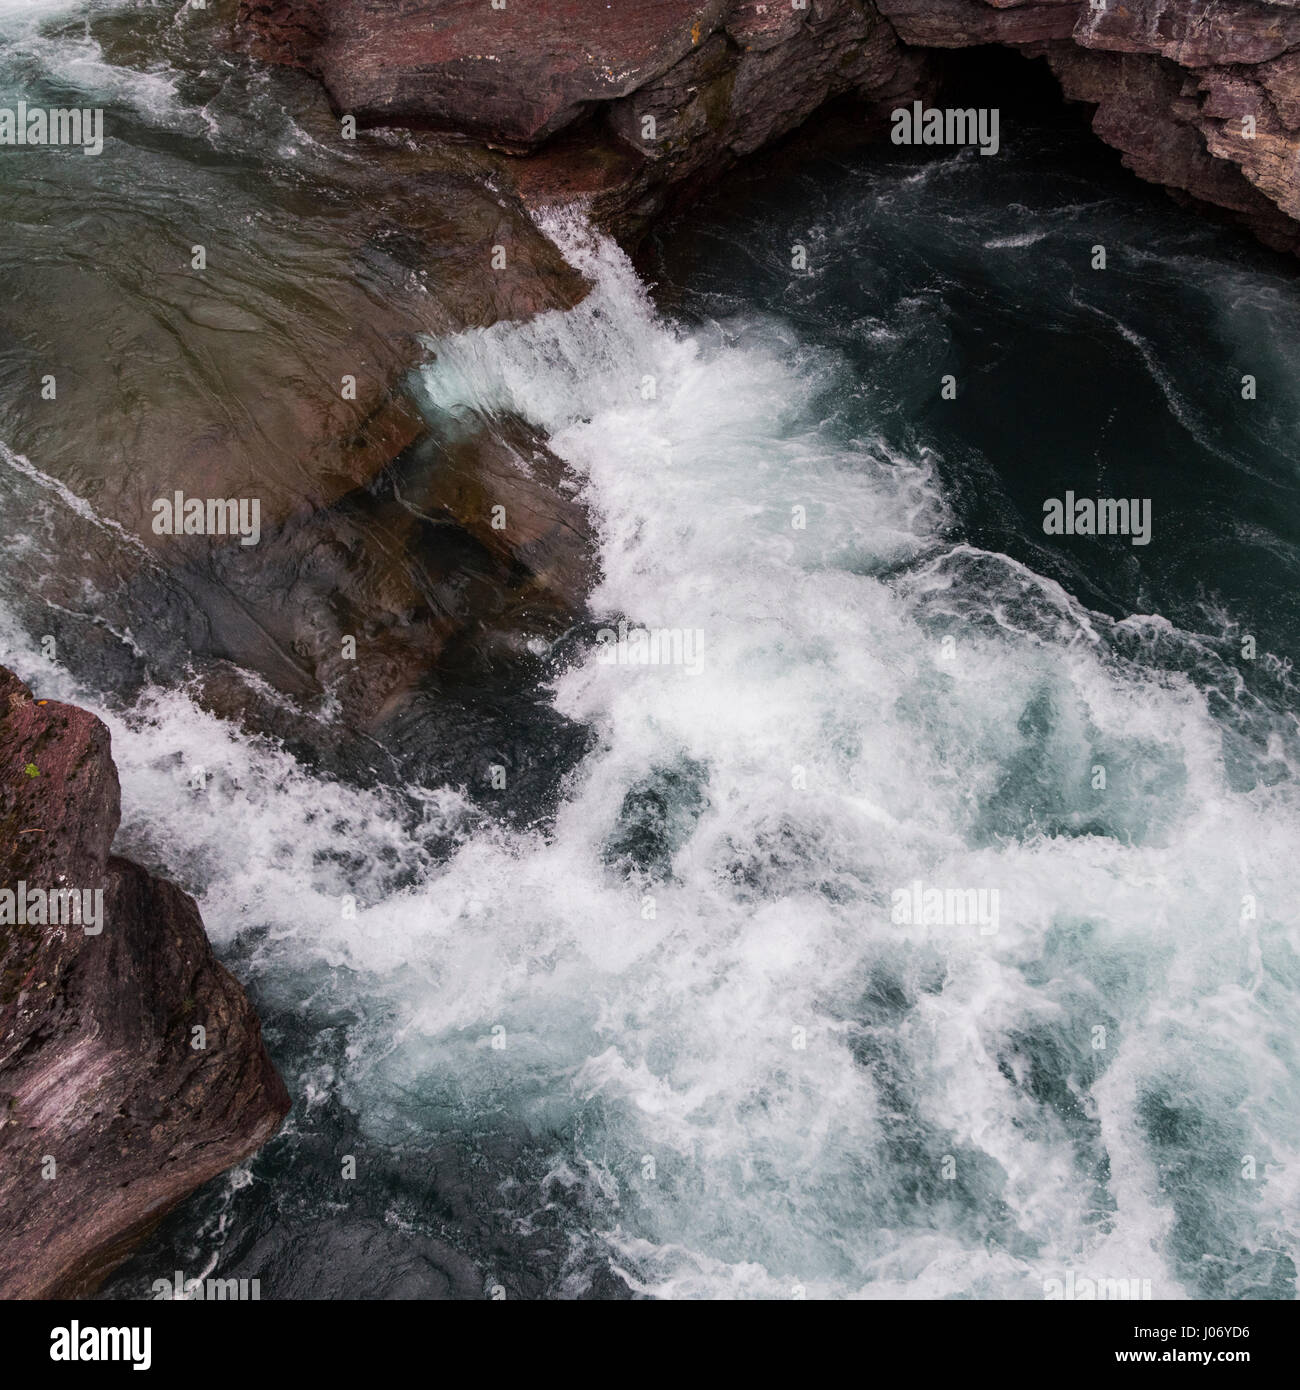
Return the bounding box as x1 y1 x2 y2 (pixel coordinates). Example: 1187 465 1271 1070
2 3 1299 1301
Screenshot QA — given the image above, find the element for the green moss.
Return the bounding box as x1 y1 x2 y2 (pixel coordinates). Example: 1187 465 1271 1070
700 67 737 136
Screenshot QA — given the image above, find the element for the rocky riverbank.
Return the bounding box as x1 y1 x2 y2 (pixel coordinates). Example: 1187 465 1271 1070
0 667 290 1297
5 0 1299 1298
234 0 1300 255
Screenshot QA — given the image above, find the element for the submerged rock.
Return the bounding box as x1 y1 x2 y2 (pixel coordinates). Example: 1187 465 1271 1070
0 668 290 1298
0 143 587 554
0 0 594 753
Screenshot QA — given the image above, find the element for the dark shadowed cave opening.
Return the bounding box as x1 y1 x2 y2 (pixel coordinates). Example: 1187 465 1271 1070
634 43 1108 275
934 43 1091 128
638 38 1289 285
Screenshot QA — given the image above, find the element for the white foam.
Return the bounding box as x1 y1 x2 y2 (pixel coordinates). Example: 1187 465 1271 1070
0 0 183 123
3 214 1297 1299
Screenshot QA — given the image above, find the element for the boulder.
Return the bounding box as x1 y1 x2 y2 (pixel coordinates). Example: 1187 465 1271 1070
236 0 731 145
0 668 291 1298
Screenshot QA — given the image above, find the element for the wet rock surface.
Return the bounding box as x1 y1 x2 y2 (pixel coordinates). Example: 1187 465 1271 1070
0 667 291 1298
19 0 1295 770
0 0 595 757
237 0 1300 253
239 0 732 146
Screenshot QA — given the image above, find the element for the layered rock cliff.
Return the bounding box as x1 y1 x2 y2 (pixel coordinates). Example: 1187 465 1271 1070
877 0 1300 252
0 668 291 1297
234 0 1300 253
235 0 930 237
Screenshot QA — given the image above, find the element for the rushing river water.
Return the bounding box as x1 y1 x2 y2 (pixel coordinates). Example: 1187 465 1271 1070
2 2 1299 1300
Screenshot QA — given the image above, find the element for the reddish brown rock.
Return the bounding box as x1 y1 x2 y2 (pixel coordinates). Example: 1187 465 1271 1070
0 668 290 1298
1057 0 1300 242
236 0 731 145
232 0 1300 255
0 52 593 729
511 0 929 239
874 0 1079 47
1075 0 1300 69
863 0 1300 250
419 416 597 616
235 1 932 240
1196 63 1300 221
1258 48 1300 126
1042 42 1300 250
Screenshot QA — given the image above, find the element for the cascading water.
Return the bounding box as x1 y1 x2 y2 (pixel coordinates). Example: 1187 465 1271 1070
1 2 1298 1302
